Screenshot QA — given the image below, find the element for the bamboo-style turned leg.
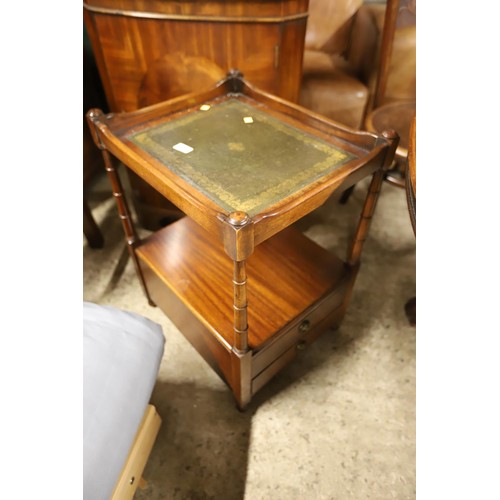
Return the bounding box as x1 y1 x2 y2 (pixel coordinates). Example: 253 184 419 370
347 169 385 267
101 150 155 306
233 260 249 352
346 130 398 266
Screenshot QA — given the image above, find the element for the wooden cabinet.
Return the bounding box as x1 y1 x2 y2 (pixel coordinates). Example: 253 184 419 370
86 73 398 409
84 0 309 229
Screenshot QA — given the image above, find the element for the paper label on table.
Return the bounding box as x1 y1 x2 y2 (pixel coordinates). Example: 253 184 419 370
200 105 211 111
173 143 194 154
243 116 254 124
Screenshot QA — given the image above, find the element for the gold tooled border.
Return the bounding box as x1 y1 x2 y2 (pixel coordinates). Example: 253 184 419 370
129 100 355 216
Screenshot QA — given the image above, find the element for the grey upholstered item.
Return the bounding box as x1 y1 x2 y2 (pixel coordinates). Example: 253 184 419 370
83 301 165 500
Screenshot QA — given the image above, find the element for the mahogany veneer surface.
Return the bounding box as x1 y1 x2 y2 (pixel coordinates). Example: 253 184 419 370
136 217 348 350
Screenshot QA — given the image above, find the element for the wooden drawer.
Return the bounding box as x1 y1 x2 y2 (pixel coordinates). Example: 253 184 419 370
250 283 354 396
251 270 352 380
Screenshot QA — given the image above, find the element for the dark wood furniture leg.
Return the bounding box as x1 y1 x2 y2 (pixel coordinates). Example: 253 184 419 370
226 211 253 410
102 149 156 307
87 109 155 307
339 185 356 205
231 258 251 409
404 297 416 326
83 198 104 249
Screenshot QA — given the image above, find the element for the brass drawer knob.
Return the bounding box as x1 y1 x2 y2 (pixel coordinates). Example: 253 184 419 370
297 340 307 351
298 319 310 335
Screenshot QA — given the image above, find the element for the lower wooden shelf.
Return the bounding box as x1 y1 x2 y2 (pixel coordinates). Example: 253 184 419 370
136 216 356 406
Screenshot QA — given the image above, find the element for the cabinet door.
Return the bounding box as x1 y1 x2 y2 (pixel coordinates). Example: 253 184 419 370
85 15 292 111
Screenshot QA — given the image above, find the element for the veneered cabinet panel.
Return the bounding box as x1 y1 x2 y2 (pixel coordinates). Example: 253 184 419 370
89 16 300 111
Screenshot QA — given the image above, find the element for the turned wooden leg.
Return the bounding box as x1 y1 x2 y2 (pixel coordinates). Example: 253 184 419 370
86 107 155 306
345 129 397 266
347 169 385 266
101 150 155 307
233 260 248 352
231 259 252 410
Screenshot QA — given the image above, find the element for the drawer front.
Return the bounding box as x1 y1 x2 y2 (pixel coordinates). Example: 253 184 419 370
252 344 297 396
251 279 350 378
250 297 349 396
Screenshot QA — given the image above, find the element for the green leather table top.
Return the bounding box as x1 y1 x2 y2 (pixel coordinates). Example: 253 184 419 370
128 99 355 216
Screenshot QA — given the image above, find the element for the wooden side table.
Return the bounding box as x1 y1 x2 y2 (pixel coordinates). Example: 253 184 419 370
87 71 398 409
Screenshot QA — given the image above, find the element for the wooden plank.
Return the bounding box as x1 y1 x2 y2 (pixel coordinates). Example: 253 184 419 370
111 405 162 500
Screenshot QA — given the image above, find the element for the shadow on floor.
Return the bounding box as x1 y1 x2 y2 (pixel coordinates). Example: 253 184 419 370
135 382 254 500
134 328 358 500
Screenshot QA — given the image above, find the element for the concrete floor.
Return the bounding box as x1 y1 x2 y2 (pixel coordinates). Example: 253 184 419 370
84 169 416 499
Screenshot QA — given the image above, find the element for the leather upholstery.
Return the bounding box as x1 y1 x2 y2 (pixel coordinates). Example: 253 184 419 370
300 0 416 129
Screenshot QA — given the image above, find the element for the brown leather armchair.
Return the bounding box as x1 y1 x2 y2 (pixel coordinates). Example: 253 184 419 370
365 0 416 187
300 0 376 129
299 0 416 131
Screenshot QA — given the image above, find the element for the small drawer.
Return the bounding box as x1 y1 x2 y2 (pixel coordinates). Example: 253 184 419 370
251 283 348 378
252 344 297 395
